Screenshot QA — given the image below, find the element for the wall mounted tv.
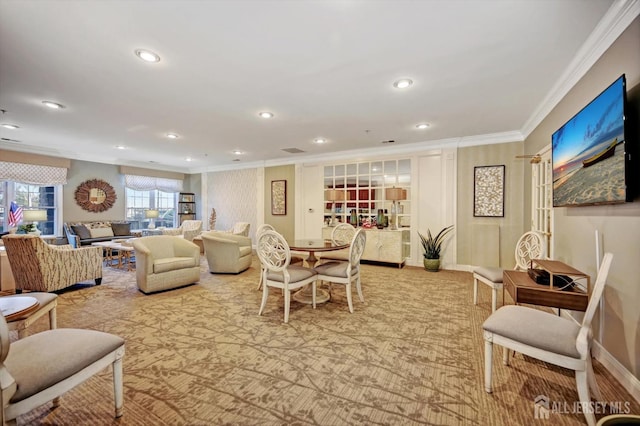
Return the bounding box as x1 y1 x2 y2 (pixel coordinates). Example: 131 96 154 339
552 74 630 207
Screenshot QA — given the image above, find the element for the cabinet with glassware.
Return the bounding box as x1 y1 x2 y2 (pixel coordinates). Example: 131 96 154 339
178 193 196 225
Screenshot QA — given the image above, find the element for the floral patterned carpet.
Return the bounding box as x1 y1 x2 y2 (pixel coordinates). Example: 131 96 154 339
15 256 639 425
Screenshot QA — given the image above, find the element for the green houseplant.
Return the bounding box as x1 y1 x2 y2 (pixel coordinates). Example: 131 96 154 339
418 225 454 272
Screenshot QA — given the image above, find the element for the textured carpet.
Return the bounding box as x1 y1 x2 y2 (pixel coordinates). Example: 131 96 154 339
14 257 639 425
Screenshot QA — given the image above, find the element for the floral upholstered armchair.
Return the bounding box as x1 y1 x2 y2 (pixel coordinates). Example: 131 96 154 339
161 220 203 241
1 234 103 292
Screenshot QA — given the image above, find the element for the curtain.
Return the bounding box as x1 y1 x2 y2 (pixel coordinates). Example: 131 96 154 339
0 161 67 185
124 174 183 193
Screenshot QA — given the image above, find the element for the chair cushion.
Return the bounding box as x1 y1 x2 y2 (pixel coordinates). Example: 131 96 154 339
483 305 581 358
474 266 503 283
239 246 253 257
314 261 356 278
89 227 115 238
70 224 92 240
267 265 317 283
154 257 197 274
5 329 124 403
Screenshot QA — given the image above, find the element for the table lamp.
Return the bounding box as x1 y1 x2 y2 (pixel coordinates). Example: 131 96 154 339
325 189 345 226
22 209 47 235
385 187 406 230
145 209 159 229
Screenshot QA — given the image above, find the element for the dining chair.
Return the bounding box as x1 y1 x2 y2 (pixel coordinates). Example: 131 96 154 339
0 313 125 423
313 228 366 313
256 230 318 323
473 231 546 312
255 225 303 290
4 292 58 339
482 252 613 426
317 223 355 264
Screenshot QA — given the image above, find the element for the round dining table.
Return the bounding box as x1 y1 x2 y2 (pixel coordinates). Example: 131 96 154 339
288 238 349 305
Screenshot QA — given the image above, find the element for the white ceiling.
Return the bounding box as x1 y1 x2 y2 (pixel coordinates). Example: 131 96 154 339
0 0 631 173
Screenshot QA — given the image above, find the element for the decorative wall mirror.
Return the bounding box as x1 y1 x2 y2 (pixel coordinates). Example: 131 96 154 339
75 179 117 212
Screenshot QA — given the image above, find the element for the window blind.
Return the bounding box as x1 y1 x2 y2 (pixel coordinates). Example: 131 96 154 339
124 174 183 193
0 161 67 185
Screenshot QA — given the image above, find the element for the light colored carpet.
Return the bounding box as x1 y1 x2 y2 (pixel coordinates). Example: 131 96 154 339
13 256 639 425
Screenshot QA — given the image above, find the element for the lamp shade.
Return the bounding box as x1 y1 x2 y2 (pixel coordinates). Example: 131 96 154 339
22 209 47 222
325 189 345 202
385 187 406 201
145 209 159 219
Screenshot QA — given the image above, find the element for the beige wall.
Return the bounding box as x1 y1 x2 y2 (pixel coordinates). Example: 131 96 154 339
524 17 640 378
206 168 258 239
457 141 525 268
264 165 295 242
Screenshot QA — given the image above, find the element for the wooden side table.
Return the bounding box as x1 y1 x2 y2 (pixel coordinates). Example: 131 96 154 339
504 270 589 311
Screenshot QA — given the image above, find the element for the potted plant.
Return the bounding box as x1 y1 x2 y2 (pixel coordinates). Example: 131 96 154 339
17 224 38 235
418 225 454 272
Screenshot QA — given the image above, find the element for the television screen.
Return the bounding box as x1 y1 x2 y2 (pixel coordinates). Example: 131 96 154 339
552 74 628 207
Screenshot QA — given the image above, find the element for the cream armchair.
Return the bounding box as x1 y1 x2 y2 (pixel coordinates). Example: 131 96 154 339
201 232 252 274
132 235 200 294
161 220 203 241
1 234 103 292
226 222 250 237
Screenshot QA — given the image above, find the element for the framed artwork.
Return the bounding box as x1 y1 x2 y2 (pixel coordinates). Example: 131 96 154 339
474 165 505 217
271 180 287 215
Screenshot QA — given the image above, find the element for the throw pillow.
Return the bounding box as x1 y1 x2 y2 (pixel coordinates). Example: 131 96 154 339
70 224 92 240
89 227 114 238
111 222 131 236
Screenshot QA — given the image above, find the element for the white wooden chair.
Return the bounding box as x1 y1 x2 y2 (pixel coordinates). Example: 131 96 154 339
0 314 125 423
314 228 366 313
256 230 318 323
317 223 355 264
473 231 546 312
482 252 613 426
255 224 276 291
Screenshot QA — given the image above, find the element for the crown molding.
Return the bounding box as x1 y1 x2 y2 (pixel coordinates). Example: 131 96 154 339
520 0 640 138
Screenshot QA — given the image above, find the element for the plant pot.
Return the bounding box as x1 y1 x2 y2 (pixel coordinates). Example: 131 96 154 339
423 258 440 272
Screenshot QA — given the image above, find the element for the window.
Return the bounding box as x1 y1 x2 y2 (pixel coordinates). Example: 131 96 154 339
0 182 59 235
125 188 176 229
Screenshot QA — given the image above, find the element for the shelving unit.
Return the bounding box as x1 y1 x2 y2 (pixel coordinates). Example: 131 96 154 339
178 192 196 225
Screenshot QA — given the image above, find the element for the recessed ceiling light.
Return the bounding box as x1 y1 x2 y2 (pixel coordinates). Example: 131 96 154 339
313 138 327 144
416 123 430 129
258 111 274 119
42 101 65 109
393 79 413 89
232 150 243 155
1 124 19 129
185 157 192 162
115 145 126 150
135 49 161 63
166 133 179 139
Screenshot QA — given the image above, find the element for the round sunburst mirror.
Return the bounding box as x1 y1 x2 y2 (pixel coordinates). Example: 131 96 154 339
75 179 117 212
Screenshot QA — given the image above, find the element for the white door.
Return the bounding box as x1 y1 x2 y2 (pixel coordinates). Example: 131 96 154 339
530 146 553 259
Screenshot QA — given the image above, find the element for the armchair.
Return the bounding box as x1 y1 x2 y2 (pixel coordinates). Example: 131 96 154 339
201 232 252 274
227 222 250 237
161 220 203 241
1 234 102 292
132 235 200 294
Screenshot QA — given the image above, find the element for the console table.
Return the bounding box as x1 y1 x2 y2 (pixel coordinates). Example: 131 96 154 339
504 263 589 312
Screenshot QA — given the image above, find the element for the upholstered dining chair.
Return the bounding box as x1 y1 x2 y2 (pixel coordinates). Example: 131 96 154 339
317 223 355 264
482 252 613 426
255 224 303 290
473 231 546 312
314 228 366 313
2 234 103 292
256 230 318 323
0 313 125 423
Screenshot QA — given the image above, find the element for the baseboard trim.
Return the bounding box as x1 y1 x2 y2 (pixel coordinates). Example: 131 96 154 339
592 340 640 404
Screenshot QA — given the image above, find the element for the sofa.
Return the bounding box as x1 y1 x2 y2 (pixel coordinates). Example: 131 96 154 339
201 232 252 274
1 234 103 292
131 235 200 294
64 221 134 248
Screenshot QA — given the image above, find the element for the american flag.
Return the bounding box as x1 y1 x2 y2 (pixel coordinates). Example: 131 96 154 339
8 201 23 227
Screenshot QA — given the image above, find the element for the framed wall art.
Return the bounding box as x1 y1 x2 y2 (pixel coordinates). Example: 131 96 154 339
271 180 287 215
473 165 505 217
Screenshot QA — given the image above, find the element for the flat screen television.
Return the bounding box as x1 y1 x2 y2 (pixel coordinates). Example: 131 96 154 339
552 74 630 207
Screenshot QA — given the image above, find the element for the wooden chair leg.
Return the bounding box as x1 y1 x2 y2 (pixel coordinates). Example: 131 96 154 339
484 337 493 393
576 369 596 426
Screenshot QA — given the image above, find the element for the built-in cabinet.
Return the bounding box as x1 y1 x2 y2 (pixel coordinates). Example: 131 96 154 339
322 227 409 267
178 192 196 225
